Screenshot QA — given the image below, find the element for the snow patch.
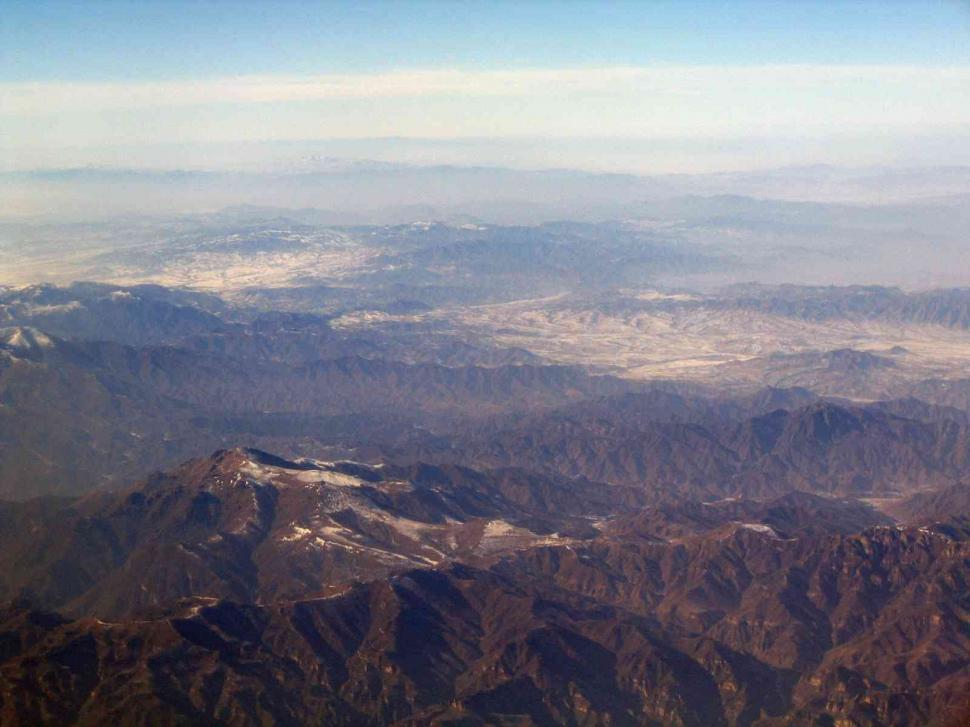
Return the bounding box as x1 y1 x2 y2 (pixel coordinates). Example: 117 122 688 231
294 468 367 488
23 301 83 315
240 456 372 489
737 522 780 536
483 519 529 538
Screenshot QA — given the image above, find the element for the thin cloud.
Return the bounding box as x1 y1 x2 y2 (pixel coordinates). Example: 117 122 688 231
3 65 969 116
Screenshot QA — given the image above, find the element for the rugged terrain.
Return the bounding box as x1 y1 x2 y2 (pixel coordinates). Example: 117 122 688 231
1 196 969 725
0 445 966 726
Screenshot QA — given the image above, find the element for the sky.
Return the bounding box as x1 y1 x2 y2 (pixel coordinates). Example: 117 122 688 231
2 0 970 172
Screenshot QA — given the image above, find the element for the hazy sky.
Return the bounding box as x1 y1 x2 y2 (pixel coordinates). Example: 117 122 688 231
2 0 970 172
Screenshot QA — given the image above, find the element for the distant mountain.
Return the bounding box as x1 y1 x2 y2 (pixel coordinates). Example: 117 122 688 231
517 386 821 428
4 280 970 503
702 346 936 401
906 378 970 412
862 397 970 426
7 162 970 222
0 323 636 498
886 482 970 524
402 402 970 499
603 490 892 542
0 282 231 345
719 284 970 330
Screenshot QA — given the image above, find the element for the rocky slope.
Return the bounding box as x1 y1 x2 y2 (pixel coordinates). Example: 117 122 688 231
0 517 966 726
0 449 648 618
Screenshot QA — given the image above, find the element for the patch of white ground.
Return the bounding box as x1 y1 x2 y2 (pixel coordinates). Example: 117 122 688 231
1 226 382 292
446 298 970 384
125 236 380 291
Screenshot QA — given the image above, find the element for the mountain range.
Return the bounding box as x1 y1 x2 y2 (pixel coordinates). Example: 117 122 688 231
1 196 969 726
0 446 966 726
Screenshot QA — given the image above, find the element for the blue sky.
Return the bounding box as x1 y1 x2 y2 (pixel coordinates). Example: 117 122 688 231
3 0 970 81
2 1 969 171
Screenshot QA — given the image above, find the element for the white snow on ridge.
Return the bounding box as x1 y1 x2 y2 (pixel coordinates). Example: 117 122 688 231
483 519 528 538
21 300 83 315
294 469 367 488
737 522 779 536
239 457 371 489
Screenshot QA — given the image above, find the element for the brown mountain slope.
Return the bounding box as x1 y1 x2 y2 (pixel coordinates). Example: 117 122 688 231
405 402 970 499
0 449 647 619
0 521 967 726
884 482 970 524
